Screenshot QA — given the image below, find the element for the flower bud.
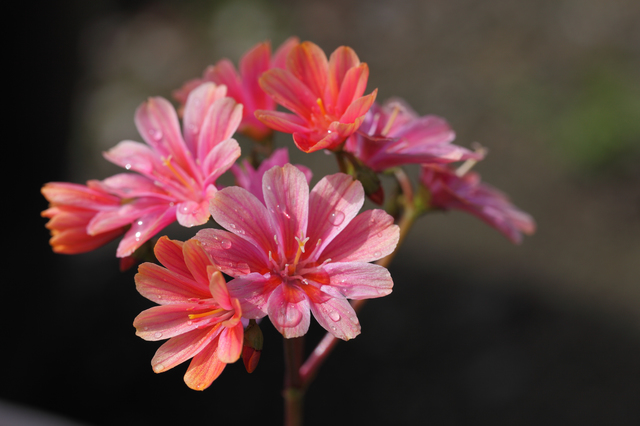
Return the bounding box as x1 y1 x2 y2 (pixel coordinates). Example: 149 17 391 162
242 320 263 373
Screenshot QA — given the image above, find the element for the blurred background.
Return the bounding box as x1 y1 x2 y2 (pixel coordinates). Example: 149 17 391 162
10 0 639 424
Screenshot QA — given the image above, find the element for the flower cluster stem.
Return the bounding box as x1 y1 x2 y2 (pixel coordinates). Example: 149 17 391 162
283 336 305 426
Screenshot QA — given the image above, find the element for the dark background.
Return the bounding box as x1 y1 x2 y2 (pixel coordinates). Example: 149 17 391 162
10 0 640 424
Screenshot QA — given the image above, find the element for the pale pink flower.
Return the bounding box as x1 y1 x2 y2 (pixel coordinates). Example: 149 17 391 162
420 164 536 244
41 181 126 254
196 164 399 340
134 236 244 391
344 99 483 172
230 147 312 204
97 82 242 257
255 41 377 153
174 37 299 141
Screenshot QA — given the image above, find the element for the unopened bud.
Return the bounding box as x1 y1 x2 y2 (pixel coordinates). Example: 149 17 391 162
242 320 263 373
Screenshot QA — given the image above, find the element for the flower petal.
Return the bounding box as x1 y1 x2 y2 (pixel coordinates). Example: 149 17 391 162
307 293 361 340
134 304 201 341
216 322 243 363
266 284 311 338
208 186 277 257
287 41 329 99
322 262 394 299
321 209 399 263
262 164 309 259
135 262 211 304
197 99 243 164
259 68 317 119
307 173 364 257
196 229 267 277
116 204 178 257
254 110 310 134
151 326 219 375
183 336 226 390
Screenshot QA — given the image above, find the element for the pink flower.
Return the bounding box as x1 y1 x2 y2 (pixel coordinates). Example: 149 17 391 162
133 236 244 391
230 147 312 204
196 164 399 340
41 181 126 254
344 99 483 172
98 82 242 257
173 37 299 141
255 41 378 153
420 164 536 244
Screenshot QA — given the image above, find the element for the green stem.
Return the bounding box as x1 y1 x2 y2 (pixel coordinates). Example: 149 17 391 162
283 337 305 426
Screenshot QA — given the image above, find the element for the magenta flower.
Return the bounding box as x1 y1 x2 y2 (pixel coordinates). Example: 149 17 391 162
231 147 312 204
174 37 299 141
255 41 378 153
41 181 126 254
134 236 244 391
96 82 242 257
344 99 483 172
420 164 536 244
196 164 399 340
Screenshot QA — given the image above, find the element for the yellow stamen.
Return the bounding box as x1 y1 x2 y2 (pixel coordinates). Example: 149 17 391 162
455 144 488 177
381 103 402 136
316 98 327 116
188 308 224 320
162 155 193 189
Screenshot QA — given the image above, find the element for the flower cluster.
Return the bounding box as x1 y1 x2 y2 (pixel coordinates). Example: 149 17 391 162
41 38 534 390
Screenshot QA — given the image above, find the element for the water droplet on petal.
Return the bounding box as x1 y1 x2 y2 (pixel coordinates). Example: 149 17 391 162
125 163 132 170
154 332 163 338
148 128 163 141
374 251 381 258
221 239 232 249
328 310 341 322
328 210 345 226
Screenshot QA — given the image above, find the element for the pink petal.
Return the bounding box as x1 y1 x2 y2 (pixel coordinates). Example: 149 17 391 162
116 204 178 257
272 36 300 70
259 68 317 119
195 229 267 277
135 97 193 173
98 173 170 199
197 98 243 164
183 336 226 390
266 284 311 338
41 182 120 209
322 262 394 299
153 236 191 278
135 262 211 304
208 186 277 257
88 197 170 235
308 295 361 340
176 199 210 227
254 110 310 134
239 41 272 111
151 326 219 374
182 82 228 155
334 64 370 117
103 140 160 177
226 273 278 319
201 138 241 186
134 304 202 341
208 270 233 310
287 41 329 99
181 239 215 288
307 173 365 257
262 164 309 259
203 60 244 104
216 322 243 363
326 46 361 108
321 209 399 263
339 89 378 124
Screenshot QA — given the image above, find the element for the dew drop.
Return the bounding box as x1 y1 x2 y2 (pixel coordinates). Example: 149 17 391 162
125 163 132 170
327 310 341 322
229 223 237 229
220 239 232 249
148 128 163 140
153 332 163 338
374 251 381 258
328 210 345 226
